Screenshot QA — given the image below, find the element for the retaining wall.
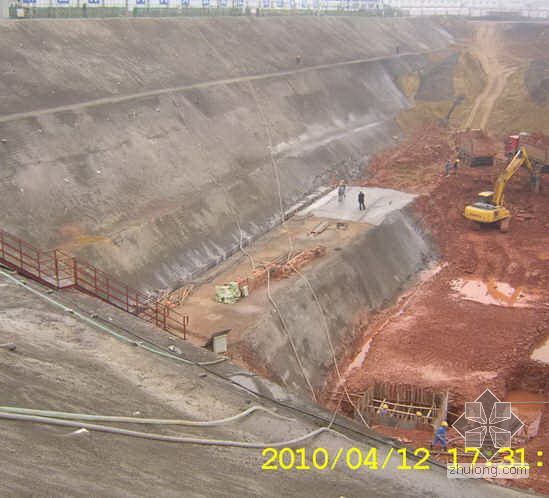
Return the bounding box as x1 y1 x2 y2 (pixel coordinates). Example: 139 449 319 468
0 16 454 288
238 208 434 394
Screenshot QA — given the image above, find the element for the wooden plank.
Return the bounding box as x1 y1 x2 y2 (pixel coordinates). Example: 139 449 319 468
309 221 329 236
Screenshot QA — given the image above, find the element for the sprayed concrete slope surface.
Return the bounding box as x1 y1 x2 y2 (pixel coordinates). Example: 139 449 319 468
0 17 455 289
238 207 434 394
0 269 527 498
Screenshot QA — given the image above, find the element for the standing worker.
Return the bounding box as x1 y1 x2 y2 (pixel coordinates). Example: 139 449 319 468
379 403 389 417
444 159 452 177
337 180 347 203
453 158 460 175
358 191 366 211
431 421 449 451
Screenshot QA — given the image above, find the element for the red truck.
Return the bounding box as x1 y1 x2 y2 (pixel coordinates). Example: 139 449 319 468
505 133 549 172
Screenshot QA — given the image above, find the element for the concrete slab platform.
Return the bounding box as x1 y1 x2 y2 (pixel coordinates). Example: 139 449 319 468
300 187 416 225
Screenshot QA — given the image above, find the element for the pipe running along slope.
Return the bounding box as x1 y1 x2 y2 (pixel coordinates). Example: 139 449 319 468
0 411 349 449
0 265 440 466
0 405 293 426
0 267 226 367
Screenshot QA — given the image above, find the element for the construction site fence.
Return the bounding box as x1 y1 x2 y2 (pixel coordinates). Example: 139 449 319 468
0 228 188 338
9 3 403 19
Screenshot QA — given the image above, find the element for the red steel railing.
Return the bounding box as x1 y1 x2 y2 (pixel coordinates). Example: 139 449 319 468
0 229 188 338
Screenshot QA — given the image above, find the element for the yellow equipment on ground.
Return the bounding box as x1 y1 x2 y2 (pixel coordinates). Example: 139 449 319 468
463 147 539 232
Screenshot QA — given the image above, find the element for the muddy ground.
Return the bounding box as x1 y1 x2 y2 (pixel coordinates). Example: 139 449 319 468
315 23 549 492
322 123 549 493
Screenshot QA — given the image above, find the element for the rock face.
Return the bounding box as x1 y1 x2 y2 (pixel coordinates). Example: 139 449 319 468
0 17 454 289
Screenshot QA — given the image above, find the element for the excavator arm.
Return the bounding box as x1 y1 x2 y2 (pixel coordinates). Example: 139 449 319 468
492 146 535 206
464 146 538 231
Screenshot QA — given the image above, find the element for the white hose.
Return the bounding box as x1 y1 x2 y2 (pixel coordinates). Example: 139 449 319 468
0 411 344 448
0 405 293 426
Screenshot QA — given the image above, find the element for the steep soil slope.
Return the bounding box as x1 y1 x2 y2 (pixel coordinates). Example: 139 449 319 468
0 17 455 289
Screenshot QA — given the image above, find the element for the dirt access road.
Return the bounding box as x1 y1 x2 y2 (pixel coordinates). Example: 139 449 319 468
464 23 515 131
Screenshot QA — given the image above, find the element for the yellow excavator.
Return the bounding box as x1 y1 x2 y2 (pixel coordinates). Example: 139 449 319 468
464 146 539 232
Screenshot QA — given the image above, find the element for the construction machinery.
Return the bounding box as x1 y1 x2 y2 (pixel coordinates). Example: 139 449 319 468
463 147 539 232
505 132 549 172
456 128 495 167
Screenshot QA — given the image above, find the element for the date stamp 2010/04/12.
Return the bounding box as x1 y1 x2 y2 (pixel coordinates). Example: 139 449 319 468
261 447 431 472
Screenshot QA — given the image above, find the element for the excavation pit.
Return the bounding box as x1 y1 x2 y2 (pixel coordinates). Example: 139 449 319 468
354 382 448 430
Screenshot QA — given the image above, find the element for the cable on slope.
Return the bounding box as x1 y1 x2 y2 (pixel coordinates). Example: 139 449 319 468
288 263 369 427
0 268 226 367
246 78 365 425
0 405 293 426
0 411 350 449
266 270 317 402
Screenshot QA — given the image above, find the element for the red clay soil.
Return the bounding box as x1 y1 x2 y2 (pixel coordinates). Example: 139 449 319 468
363 123 455 193
325 124 549 493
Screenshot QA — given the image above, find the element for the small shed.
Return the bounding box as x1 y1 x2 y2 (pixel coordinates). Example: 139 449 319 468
205 329 231 355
